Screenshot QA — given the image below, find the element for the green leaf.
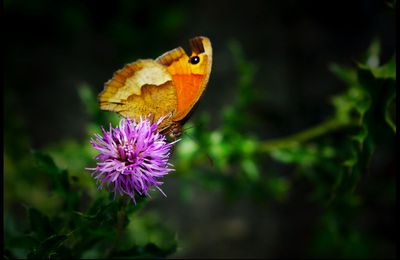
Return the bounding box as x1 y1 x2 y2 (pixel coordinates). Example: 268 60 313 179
74 210 99 220
33 151 61 175
351 125 368 145
41 234 68 250
364 39 380 68
331 86 369 125
269 144 318 166
329 63 358 85
27 234 69 259
240 157 259 181
32 150 76 203
358 56 396 80
372 56 396 79
28 208 54 240
342 145 357 168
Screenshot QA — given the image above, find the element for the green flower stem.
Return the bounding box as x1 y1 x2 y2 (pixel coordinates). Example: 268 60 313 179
105 200 127 258
257 118 354 153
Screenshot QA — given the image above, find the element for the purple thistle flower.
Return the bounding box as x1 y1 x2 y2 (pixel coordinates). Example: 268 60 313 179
87 116 178 203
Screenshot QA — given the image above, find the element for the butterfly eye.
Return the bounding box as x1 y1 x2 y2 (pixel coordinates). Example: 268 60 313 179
189 56 200 64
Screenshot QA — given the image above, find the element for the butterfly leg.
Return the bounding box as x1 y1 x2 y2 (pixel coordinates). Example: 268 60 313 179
148 113 156 124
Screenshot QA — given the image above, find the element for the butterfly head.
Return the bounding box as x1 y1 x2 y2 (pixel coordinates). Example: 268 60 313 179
162 122 182 141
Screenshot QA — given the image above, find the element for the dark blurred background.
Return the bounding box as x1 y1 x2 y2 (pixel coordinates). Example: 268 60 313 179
4 0 396 258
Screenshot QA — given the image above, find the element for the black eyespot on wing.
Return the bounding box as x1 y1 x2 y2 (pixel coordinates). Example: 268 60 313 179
189 56 200 64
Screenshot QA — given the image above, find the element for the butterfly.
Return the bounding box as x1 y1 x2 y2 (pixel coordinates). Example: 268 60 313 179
98 36 212 139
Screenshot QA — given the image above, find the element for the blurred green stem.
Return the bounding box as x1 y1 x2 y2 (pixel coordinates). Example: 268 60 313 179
257 118 354 153
105 202 127 258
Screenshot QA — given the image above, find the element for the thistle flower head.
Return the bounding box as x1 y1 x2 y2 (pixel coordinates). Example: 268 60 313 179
87 116 178 203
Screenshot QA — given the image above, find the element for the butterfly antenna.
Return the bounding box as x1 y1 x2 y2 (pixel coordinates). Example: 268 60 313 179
181 125 196 140
182 129 194 140
182 124 195 132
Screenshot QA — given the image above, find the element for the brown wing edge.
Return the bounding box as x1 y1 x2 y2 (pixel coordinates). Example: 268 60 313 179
189 36 212 83
156 47 187 66
189 37 205 54
98 60 144 106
